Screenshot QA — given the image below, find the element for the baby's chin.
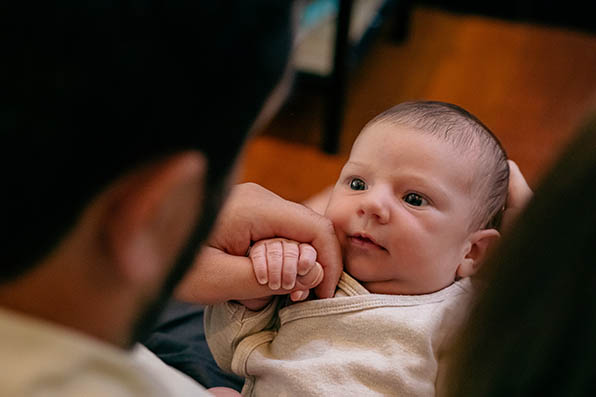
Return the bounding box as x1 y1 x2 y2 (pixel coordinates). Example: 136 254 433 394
343 257 380 283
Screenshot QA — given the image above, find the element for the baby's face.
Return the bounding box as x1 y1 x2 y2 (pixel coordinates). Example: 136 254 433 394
325 122 478 295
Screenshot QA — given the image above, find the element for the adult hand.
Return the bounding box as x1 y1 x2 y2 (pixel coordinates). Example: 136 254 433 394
501 160 533 231
176 183 343 303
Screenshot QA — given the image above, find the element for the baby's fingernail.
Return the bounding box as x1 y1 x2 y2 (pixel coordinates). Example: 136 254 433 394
290 290 305 301
282 280 295 290
297 267 308 276
257 276 268 285
269 281 280 290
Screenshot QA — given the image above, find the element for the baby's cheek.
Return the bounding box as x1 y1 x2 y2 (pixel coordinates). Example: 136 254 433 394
323 210 343 239
325 201 346 226
328 214 347 239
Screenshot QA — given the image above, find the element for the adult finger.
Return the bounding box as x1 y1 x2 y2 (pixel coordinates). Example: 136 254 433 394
507 160 533 211
209 183 343 298
502 160 533 231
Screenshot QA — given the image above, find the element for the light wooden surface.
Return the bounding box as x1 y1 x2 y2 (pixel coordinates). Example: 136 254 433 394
239 7 596 203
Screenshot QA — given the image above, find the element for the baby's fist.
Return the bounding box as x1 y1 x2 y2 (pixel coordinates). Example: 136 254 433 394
250 238 319 291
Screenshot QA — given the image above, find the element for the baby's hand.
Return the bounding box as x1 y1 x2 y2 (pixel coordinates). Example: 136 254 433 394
250 238 322 302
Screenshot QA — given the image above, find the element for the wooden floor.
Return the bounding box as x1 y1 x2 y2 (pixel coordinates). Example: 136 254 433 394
238 6 596 203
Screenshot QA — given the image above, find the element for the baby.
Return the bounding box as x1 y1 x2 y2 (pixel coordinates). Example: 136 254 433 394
205 101 509 396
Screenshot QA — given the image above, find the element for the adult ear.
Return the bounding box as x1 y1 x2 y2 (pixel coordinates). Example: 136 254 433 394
456 229 500 278
103 151 207 288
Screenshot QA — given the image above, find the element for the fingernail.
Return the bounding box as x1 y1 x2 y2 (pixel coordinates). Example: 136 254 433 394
282 280 295 290
269 281 280 290
297 267 308 276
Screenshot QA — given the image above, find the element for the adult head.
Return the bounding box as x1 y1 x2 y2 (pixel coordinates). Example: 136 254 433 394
1 1 294 347
325 101 509 295
446 109 596 395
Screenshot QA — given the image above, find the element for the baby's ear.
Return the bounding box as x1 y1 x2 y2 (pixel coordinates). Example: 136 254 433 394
456 229 500 278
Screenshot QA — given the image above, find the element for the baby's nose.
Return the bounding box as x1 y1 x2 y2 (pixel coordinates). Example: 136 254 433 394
357 188 391 224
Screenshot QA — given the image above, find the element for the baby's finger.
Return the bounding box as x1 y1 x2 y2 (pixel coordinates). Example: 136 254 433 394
290 290 310 302
281 240 299 290
297 243 317 276
249 243 269 285
296 261 324 290
266 240 283 290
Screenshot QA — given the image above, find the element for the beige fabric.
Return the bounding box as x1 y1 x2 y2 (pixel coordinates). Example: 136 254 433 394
205 272 473 397
0 307 211 397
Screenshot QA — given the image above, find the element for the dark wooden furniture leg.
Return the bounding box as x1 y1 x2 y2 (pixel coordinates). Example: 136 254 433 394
323 0 353 154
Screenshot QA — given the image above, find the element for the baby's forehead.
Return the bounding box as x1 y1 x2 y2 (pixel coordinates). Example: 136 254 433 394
350 122 484 189
352 121 467 159
356 121 443 146
356 120 489 160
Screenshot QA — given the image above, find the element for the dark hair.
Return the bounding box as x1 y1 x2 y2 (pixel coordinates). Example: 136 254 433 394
369 101 509 230
446 111 596 396
1 1 293 282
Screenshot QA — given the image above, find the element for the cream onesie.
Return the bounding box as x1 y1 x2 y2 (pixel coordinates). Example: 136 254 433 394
205 272 474 396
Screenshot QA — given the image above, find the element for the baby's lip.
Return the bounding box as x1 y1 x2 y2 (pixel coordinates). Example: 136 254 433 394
348 232 386 251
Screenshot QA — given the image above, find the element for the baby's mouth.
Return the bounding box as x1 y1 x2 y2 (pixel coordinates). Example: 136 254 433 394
348 233 386 251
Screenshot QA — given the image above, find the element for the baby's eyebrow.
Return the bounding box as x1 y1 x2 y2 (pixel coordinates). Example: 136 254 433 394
399 174 452 203
344 160 362 166
342 161 368 171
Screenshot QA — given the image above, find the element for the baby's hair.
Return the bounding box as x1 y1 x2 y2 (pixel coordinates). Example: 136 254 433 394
367 101 509 231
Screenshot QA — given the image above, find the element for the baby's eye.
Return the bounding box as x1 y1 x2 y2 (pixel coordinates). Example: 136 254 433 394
349 178 367 191
403 193 428 207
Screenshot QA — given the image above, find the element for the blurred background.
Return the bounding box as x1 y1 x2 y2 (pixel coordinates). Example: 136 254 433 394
239 0 596 204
